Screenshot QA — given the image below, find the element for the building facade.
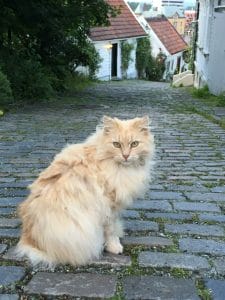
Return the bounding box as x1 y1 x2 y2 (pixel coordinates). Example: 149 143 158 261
168 12 186 36
194 0 225 95
138 15 187 80
89 0 147 80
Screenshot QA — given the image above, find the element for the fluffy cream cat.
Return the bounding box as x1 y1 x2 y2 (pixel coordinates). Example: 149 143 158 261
16 116 155 266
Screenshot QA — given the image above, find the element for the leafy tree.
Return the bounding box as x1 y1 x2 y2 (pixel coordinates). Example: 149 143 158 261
0 68 13 106
0 0 117 99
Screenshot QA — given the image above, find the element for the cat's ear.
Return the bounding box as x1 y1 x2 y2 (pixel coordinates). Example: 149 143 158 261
140 115 150 132
134 116 150 133
102 115 115 134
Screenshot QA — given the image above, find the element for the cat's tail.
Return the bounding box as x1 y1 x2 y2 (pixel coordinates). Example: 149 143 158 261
15 241 55 268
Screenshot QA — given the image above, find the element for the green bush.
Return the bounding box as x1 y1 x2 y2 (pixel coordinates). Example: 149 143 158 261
136 37 151 78
218 93 225 106
121 41 134 78
3 54 53 101
146 52 166 81
0 69 13 106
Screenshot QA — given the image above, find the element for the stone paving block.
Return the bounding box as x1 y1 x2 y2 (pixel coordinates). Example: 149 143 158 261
0 198 23 207
0 188 28 197
185 192 225 202
25 272 117 298
166 184 208 192
0 181 31 188
121 210 139 219
124 220 158 232
145 212 195 220
138 251 210 270
173 201 220 212
0 244 7 254
91 253 131 267
179 238 225 255
0 208 16 216
0 218 21 228
0 266 25 286
122 236 173 247
205 279 225 300
122 275 200 300
0 228 20 238
168 175 196 181
212 186 225 193
149 191 185 200
165 223 224 237
131 200 172 211
149 184 165 190
0 295 19 300
212 258 225 275
199 213 225 223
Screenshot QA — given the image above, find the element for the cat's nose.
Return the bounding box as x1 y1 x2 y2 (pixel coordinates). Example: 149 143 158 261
123 154 129 161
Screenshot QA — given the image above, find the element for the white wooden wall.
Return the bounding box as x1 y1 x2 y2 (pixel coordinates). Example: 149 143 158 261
93 38 138 81
195 0 225 95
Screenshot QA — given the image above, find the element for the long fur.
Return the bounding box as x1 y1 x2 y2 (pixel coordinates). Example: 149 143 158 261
16 116 155 266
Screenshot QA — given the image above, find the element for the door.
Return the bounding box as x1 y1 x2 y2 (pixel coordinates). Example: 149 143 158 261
111 43 118 77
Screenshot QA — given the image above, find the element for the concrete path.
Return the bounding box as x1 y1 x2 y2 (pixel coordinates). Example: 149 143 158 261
0 81 225 299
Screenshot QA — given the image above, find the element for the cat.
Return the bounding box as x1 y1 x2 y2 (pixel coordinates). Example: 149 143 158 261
16 116 155 267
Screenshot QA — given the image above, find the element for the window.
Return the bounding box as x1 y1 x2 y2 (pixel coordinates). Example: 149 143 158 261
215 0 225 12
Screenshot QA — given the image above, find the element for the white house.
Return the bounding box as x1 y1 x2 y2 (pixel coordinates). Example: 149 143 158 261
194 0 225 95
138 15 187 79
89 0 147 80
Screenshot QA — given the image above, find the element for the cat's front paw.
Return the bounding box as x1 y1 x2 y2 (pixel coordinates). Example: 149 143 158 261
105 237 123 254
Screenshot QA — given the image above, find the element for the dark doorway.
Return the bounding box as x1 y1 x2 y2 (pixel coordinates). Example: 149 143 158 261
111 43 118 77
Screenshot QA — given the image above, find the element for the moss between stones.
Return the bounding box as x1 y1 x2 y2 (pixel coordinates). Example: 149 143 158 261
196 279 212 300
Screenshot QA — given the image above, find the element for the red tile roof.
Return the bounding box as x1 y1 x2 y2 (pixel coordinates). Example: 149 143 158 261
146 16 187 55
90 0 147 41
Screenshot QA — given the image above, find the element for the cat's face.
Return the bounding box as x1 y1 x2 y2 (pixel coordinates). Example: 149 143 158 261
101 116 154 166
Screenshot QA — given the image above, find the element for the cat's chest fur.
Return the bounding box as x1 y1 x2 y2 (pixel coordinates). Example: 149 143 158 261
100 162 148 209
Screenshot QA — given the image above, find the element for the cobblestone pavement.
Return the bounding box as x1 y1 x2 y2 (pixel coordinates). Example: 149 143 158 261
0 80 225 299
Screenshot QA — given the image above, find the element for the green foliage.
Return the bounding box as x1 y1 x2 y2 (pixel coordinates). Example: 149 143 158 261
0 0 117 100
136 37 151 78
196 280 212 300
65 72 94 93
146 52 166 81
121 41 134 78
190 86 225 108
182 47 193 71
2 52 53 100
81 42 102 79
136 38 166 81
192 85 210 98
0 68 13 106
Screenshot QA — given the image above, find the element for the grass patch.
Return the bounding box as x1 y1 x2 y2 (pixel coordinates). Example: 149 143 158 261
190 86 225 107
171 268 190 278
64 72 95 94
186 106 225 129
196 279 212 300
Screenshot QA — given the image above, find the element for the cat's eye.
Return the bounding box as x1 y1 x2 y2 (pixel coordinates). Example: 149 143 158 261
113 142 121 148
131 141 139 148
